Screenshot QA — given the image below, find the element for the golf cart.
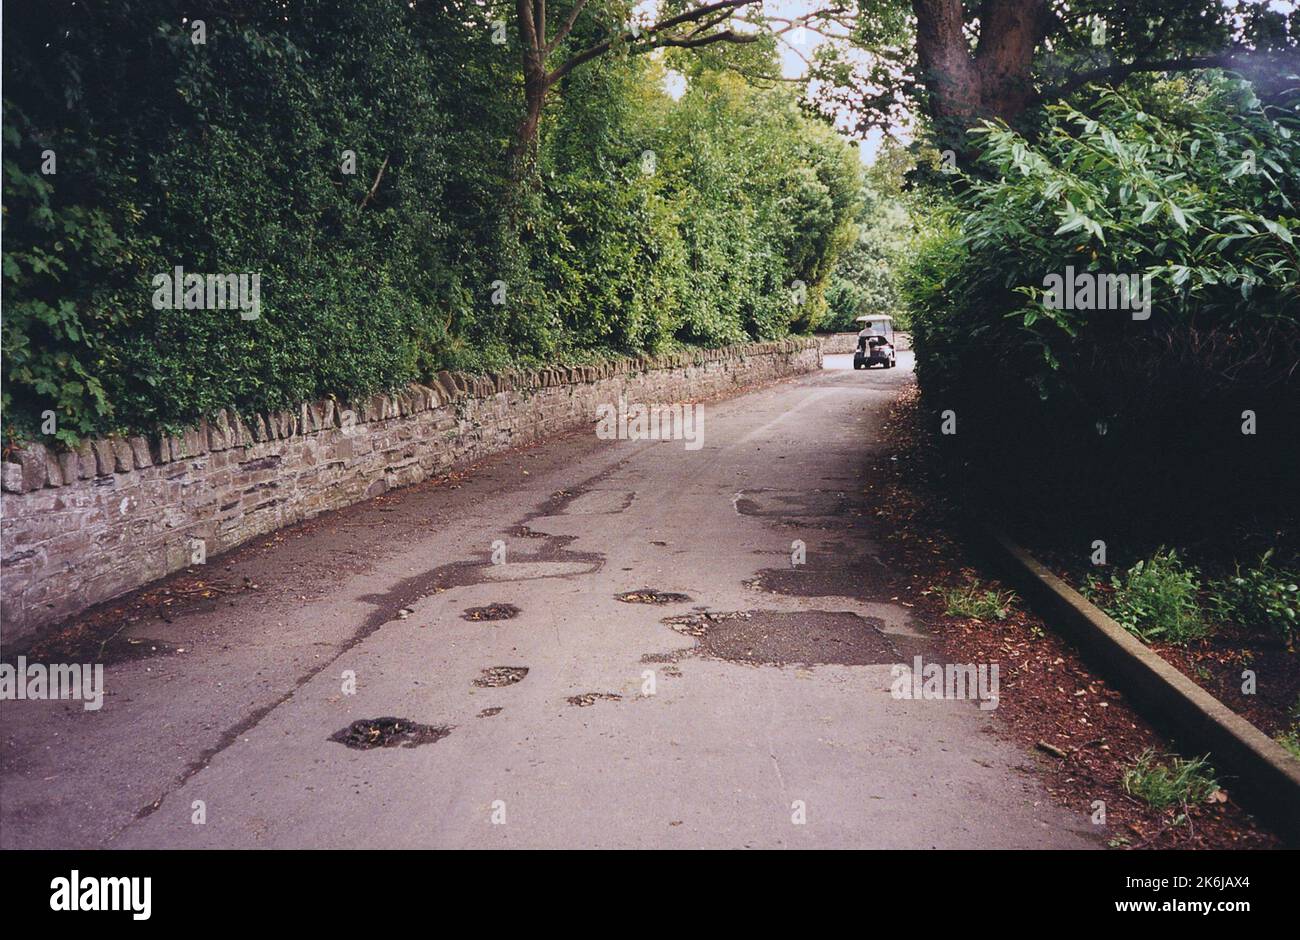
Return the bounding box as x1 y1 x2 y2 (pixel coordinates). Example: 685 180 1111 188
853 315 897 370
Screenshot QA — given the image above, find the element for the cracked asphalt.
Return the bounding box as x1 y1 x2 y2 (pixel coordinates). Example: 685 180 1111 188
0 352 1099 848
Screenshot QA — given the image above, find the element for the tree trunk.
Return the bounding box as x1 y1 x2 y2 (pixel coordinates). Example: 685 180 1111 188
911 0 1048 150
510 75 547 178
912 0 982 129
509 0 550 181
974 0 1047 119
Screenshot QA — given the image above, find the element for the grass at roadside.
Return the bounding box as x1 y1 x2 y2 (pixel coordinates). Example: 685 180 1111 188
939 579 1016 621
1122 750 1221 813
1277 727 1300 761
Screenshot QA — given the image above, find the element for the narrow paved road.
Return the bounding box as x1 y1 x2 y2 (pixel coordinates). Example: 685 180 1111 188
1 353 1097 848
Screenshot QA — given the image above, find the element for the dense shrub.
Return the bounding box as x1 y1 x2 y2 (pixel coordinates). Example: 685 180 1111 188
1 0 859 443
2 0 513 441
1210 550 1299 643
658 72 860 342
825 145 917 331
902 75 1300 544
908 78 1299 412
1086 549 1208 644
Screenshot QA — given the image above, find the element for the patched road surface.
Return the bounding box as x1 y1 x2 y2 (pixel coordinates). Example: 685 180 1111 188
1 352 1099 848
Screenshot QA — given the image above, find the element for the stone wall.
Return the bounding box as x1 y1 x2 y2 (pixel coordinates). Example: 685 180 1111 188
818 332 861 355
817 331 912 355
0 339 820 643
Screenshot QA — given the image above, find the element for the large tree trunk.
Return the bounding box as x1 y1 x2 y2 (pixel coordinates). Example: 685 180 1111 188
974 0 1047 118
913 0 983 128
912 0 1047 149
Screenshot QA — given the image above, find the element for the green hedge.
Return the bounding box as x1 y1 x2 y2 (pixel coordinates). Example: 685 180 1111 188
1 0 859 444
905 77 1299 437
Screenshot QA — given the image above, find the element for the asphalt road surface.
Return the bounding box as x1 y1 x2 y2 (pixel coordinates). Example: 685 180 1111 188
1 351 1098 848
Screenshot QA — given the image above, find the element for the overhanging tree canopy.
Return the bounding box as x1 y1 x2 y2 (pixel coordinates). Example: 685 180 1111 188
794 0 1300 150
507 0 765 166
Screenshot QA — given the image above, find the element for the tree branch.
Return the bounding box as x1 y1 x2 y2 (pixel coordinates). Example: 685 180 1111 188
517 0 538 49
357 154 390 212
655 30 758 51
545 0 587 54
647 0 759 38
547 0 763 86
1038 47 1300 102
684 10 735 39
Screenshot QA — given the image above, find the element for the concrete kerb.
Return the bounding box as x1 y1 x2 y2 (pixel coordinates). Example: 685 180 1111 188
981 527 1300 844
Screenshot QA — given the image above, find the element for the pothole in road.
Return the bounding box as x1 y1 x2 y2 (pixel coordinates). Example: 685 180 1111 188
662 609 899 667
478 707 504 718
508 525 550 539
556 490 636 515
462 603 521 621
329 717 452 750
747 560 896 601
664 610 752 637
616 589 693 605
734 489 851 527
566 692 622 707
473 666 529 687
